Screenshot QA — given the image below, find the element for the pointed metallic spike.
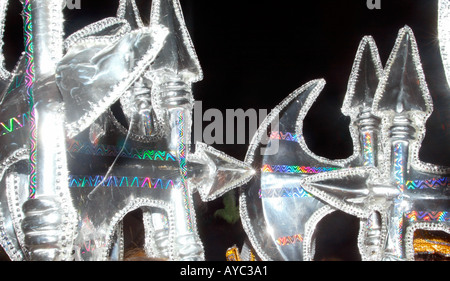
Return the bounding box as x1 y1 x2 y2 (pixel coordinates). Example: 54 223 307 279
148 0 202 83
300 168 374 218
373 26 433 117
117 0 144 29
342 36 383 117
439 0 450 87
188 142 255 202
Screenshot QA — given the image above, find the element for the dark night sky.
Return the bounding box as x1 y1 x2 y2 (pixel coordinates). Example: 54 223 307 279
1 0 449 261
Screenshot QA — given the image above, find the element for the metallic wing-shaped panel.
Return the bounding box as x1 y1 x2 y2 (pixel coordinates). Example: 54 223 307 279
56 19 168 138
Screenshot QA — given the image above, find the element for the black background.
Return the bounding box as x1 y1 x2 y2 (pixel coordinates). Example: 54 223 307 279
1 0 449 261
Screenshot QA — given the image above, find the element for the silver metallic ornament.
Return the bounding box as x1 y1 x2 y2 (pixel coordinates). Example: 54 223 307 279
0 0 254 261
240 24 449 261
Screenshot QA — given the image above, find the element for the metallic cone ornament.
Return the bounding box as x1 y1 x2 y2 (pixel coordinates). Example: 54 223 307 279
240 25 449 261
0 0 253 261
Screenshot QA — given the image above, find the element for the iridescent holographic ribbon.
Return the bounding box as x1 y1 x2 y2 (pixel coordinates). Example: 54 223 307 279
260 164 339 198
22 0 37 198
406 211 450 222
392 143 407 258
406 177 450 190
176 109 193 232
0 112 29 136
69 175 178 189
269 131 302 143
66 139 177 161
393 143 406 192
363 132 375 166
261 164 340 174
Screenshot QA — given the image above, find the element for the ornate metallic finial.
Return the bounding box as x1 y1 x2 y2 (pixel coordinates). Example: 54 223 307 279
148 0 203 84
342 35 383 168
373 26 432 118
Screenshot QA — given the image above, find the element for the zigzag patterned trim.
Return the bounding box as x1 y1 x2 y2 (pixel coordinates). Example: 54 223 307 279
269 131 302 143
276 234 304 246
406 177 450 190
261 164 340 174
406 211 449 222
259 186 312 198
67 139 176 161
69 175 179 189
0 112 29 136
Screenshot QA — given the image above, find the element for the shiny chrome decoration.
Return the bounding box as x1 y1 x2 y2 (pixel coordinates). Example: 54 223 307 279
240 26 449 261
241 35 384 261
21 0 77 261
0 0 253 261
302 27 450 260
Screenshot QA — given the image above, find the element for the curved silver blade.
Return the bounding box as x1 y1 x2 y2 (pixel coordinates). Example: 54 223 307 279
241 79 344 261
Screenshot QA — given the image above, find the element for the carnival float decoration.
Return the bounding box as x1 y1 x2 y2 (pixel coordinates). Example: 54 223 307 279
0 0 254 261
239 1 450 261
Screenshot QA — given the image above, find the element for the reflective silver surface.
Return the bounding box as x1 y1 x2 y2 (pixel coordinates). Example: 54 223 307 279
240 27 450 261
0 0 254 261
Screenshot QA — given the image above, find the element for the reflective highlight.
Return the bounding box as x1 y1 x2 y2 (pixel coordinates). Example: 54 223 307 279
23 0 37 198
261 164 340 174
